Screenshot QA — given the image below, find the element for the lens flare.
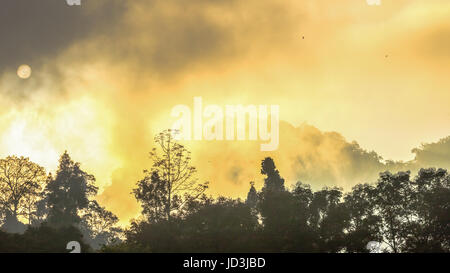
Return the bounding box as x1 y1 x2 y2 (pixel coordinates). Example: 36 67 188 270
17 64 32 79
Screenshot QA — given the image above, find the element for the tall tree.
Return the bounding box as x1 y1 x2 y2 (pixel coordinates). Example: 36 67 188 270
372 171 415 253
45 151 98 227
260 157 285 193
405 168 450 252
134 130 208 222
245 181 258 209
0 156 46 232
258 157 294 251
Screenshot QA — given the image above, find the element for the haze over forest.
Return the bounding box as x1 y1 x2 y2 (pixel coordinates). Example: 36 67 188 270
0 0 449 225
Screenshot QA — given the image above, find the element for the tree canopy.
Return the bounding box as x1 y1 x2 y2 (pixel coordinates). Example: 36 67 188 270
1 132 449 253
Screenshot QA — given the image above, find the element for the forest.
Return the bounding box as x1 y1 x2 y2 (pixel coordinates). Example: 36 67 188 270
0 130 448 253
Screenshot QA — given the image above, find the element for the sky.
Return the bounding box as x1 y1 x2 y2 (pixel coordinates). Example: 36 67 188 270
1 0 449 224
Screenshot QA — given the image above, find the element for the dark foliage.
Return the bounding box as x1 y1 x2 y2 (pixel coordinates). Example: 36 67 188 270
1 133 449 253
0 224 90 253
119 156 449 253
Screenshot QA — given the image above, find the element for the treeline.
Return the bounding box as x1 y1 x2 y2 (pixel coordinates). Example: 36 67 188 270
1 130 449 253
0 152 122 252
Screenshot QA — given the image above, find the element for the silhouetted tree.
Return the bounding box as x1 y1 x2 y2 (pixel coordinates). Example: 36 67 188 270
343 184 382 252
0 156 46 233
404 168 450 252
289 182 318 252
310 187 348 252
260 157 284 193
125 218 182 252
80 200 122 249
258 157 296 251
31 174 53 226
45 152 98 227
180 197 259 252
134 171 168 221
134 130 208 222
125 196 259 253
372 171 414 253
245 181 258 209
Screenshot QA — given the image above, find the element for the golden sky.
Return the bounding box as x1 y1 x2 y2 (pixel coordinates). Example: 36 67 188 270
0 0 449 224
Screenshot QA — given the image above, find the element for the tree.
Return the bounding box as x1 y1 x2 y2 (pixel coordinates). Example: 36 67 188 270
309 187 348 252
80 200 122 249
0 156 46 232
245 181 258 209
260 157 285 193
290 182 318 252
0 224 90 253
134 171 168 221
124 196 259 253
45 152 98 227
30 174 54 226
134 130 208 222
372 171 415 253
257 157 295 251
343 183 382 252
405 168 450 252
180 197 259 252
125 217 183 253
